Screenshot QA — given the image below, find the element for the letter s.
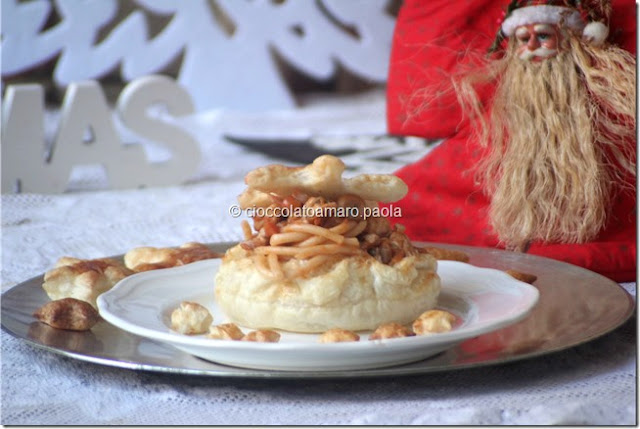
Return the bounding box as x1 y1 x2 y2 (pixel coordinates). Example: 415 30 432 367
117 75 200 186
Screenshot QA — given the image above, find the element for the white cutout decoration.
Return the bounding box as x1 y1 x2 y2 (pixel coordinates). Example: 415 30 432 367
1 75 200 193
0 0 395 111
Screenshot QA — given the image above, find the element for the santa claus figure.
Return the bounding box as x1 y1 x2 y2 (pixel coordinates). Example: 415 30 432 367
388 0 636 281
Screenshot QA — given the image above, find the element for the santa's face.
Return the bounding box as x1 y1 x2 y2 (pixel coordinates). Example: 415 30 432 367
514 23 562 61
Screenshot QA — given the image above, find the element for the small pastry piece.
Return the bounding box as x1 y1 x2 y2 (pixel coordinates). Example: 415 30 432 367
43 257 133 309
505 269 538 284
170 301 213 335
418 246 470 263
318 328 360 343
33 297 101 331
125 242 222 272
369 322 414 340
208 323 244 340
412 310 457 335
241 330 281 343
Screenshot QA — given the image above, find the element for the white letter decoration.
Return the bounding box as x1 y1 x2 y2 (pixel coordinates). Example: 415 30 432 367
1 0 394 111
1 75 200 193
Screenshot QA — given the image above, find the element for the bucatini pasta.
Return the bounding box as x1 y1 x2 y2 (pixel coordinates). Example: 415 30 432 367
240 198 422 280
248 221 381 278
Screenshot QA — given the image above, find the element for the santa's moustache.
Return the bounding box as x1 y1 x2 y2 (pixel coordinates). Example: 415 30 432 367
457 35 636 251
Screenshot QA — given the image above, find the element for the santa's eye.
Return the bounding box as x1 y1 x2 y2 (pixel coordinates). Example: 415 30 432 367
515 28 530 41
537 33 551 41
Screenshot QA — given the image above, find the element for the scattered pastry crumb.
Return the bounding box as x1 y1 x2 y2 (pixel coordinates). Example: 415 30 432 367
170 301 213 335
369 322 414 340
418 246 470 262
505 269 538 284
42 257 133 309
125 242 222 272
241 330 281 343
33 297 101 331
412 310 457 335
318 328 360 343
208 323 244 340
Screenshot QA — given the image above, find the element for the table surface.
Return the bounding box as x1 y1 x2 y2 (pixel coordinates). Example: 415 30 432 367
1 94 636 425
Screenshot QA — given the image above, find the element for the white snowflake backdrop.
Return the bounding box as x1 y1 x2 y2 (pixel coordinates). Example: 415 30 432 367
1 0 395 111
1 0 435 193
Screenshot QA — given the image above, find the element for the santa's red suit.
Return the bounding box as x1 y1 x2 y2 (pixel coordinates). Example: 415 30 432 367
386 0 636 282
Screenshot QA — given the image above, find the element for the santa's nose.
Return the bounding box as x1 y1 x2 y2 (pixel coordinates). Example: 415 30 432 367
527 36 540 50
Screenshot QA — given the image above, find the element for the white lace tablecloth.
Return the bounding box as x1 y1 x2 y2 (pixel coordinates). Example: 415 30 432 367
1 94 636 425
3 182 637 425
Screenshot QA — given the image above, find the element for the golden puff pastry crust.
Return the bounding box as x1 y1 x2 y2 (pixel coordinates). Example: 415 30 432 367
239 154 408 208
214 244 441 333
124 242 222 272
42 257 132 309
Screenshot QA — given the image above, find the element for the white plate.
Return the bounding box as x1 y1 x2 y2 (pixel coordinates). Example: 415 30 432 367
97 259 539 371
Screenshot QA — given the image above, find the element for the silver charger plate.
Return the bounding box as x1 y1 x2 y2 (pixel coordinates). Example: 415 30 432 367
1 242 634 379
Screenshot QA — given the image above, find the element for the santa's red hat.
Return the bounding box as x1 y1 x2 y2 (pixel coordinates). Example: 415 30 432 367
501 0 611 46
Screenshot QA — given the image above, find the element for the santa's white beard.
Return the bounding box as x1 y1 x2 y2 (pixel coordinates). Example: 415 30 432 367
485 49 611 250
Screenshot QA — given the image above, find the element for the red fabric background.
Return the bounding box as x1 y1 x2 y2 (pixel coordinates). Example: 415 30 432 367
386 0 637 282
